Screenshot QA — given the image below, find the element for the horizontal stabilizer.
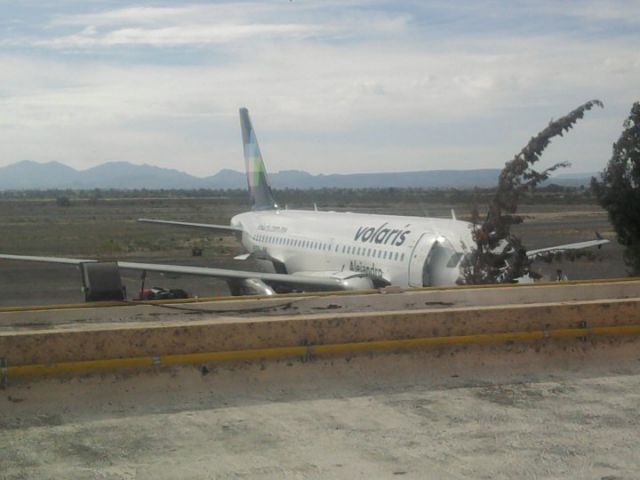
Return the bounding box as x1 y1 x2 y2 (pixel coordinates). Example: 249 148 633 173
527 238 609 259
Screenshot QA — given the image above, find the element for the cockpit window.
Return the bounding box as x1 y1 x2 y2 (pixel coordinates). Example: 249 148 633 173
446 252 463 268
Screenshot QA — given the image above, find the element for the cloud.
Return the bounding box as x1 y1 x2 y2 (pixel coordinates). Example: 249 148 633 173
50 6 200 27
541 1 640 24
0 1 638 176
11 2 409 49
36 23 323 48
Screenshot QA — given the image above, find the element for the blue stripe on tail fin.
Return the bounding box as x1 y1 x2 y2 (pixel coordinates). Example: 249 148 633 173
239 108 278 211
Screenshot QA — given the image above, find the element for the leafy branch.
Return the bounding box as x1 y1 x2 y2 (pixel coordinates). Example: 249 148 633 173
459 99 604 284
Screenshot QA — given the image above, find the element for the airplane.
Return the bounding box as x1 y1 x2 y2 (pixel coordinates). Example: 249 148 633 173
0 108 609 297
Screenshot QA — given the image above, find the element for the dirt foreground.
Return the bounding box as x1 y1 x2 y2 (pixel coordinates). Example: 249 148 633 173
2 338 640 479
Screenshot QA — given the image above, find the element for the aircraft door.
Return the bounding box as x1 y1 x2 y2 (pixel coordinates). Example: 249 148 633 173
408 233 437 287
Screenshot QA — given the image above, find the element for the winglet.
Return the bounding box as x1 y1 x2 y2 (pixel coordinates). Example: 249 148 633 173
239 108 278 211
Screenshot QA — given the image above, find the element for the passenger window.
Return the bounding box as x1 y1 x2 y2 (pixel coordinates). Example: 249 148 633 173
401 253 405 261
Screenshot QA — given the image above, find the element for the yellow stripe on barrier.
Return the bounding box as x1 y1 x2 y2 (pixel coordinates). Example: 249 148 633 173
5 324 640 380
7 356 153 377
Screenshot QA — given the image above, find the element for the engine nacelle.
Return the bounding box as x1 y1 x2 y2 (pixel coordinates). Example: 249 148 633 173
292 270 376 291
227 278 276 296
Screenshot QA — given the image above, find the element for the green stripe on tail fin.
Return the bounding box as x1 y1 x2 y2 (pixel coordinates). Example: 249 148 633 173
239 108 278 211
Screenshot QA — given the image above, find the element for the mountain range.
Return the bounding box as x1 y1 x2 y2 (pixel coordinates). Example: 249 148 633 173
0 160 595 190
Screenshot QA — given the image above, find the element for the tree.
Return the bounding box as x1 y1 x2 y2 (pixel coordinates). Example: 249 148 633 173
592 102 640 275
56 196 71 207
459 99 604 284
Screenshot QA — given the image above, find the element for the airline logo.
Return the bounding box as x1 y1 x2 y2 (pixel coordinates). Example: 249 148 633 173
354 222 411 246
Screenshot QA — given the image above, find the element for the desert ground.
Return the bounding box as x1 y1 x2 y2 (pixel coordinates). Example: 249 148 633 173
0 191 627 306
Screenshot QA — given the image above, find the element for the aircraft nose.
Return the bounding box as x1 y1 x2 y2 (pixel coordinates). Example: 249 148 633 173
426 239 465 286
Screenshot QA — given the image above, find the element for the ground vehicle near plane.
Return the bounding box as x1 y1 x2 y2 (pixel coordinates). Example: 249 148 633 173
135 287 190 301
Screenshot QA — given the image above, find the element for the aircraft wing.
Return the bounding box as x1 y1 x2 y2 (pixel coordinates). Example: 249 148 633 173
527 238 609 259
0 253 368 292
0 254 98 264
137 218 243 233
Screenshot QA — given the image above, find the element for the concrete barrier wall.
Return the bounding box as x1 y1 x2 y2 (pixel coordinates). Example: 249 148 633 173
1 298 639 366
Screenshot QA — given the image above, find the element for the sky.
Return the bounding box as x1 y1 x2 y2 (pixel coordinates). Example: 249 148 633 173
0 1 639 177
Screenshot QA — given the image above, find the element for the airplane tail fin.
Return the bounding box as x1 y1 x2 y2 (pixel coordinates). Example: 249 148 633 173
239 108 278 210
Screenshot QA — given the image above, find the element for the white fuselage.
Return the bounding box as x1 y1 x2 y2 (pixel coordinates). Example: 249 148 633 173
231 209 475 288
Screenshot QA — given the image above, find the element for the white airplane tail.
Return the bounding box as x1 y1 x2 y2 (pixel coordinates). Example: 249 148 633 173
239 108 278 210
